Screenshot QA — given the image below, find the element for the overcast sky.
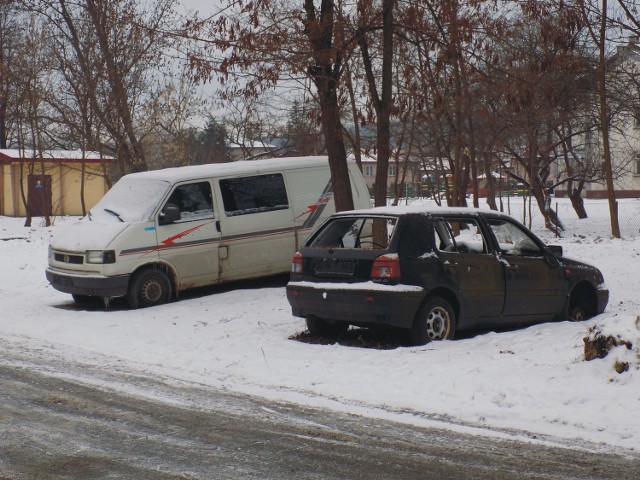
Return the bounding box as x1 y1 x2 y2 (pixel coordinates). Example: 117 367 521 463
178 0 220 15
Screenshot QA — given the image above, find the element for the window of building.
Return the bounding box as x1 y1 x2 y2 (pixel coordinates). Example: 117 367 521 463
389 164 397 176
365 165 374 177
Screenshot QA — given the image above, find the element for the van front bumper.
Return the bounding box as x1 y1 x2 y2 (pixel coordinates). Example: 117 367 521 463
46 269 130 298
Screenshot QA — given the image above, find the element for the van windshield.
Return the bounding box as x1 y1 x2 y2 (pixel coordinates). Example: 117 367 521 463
89 177 170 223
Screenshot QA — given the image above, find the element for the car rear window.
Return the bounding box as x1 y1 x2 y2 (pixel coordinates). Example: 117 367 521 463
309 216 397 250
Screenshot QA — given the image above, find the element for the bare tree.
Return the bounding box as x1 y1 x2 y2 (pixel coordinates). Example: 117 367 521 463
578 0 622 237
184 0 364 210
0 0 22 149
10 12 55 226
356 0 394 209
26 0 178 176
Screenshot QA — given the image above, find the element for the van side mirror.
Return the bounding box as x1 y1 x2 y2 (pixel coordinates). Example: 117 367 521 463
159 205 181 225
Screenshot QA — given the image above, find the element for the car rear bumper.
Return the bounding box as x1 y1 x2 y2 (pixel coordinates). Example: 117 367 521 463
286 281 425 329
46 269 130 298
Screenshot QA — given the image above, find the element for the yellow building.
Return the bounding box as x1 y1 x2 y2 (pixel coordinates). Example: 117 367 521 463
0 149 113 218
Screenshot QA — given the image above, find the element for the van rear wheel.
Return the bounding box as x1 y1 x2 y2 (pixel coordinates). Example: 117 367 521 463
128 268 172 309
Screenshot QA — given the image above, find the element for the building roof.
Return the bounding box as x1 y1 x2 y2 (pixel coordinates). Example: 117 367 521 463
0 149 113 163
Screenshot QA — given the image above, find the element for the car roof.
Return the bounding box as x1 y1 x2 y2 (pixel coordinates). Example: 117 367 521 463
333 205 517 221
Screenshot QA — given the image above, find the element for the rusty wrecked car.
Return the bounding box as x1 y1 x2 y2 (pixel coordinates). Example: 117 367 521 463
286 206 609 346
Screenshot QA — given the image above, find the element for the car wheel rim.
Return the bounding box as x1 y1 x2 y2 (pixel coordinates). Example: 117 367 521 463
141 279 163 303
426 307 450 340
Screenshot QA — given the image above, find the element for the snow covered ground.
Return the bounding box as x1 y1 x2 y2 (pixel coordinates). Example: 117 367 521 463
1 197 639 455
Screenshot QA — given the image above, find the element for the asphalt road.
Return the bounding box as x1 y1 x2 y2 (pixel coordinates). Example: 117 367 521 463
1 341 638 480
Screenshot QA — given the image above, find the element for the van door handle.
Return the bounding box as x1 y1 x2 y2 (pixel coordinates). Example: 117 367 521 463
216 220 221 232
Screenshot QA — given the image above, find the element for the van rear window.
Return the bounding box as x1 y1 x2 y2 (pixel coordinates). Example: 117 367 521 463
220 174 289 216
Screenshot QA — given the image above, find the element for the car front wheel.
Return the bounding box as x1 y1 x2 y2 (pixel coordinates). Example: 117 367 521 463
567 285 596 321
127 268 172 309
410 297 456 345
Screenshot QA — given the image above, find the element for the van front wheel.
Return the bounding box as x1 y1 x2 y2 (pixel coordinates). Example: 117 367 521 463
128 268 172 309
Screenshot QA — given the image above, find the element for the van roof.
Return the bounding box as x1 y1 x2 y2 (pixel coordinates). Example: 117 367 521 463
126 156 337 183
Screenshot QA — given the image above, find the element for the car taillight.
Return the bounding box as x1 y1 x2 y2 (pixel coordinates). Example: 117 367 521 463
371 255 401 282
291 252 304 274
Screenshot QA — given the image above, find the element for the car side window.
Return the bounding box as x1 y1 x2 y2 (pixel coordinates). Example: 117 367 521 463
162 181 214 223
434 218 487 254
487 219 542 257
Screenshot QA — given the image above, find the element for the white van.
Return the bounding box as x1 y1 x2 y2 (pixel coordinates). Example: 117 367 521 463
46 156 371 307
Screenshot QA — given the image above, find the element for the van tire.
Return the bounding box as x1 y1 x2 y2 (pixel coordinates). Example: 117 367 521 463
127 268 172 309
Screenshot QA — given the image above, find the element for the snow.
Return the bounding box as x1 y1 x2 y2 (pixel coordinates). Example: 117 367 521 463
2 197 640 455
0 148 108 160
89 176 170 223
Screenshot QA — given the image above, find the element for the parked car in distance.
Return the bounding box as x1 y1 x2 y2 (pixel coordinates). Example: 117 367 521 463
286 206 609 346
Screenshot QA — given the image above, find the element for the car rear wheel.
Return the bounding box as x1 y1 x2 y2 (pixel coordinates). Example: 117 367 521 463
127 268 172 309
306 316 349 337
410 297 456 346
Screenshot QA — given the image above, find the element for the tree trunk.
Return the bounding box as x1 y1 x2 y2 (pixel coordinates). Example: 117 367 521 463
304 0 354 212
318 90 354 212
484 154 497 210
597 0 621 238
531 183 564 234
567 179 588 219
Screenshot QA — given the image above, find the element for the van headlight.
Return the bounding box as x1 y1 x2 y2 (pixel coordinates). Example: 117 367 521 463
86 250 116 264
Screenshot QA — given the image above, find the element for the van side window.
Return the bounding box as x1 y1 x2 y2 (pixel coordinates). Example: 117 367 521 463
163 182 214 222
220 173 289 216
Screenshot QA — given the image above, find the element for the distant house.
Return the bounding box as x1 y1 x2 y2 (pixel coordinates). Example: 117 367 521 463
0 149 112 218
555 37 640 199
227 140 278 161
358 153 441 197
